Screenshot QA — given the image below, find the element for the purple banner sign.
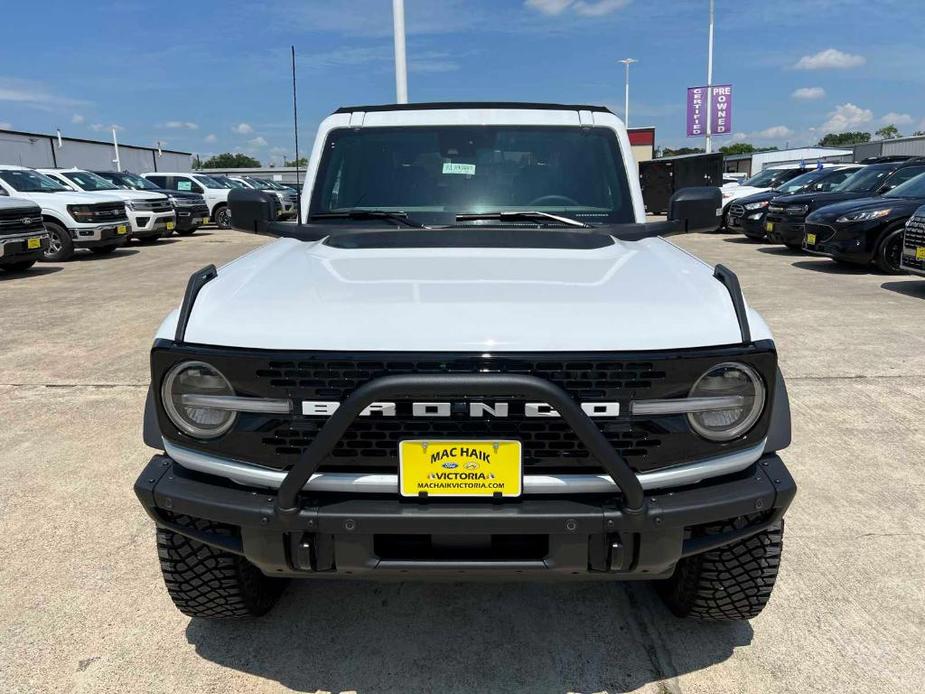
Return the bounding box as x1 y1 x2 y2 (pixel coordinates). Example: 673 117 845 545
687 84 733 137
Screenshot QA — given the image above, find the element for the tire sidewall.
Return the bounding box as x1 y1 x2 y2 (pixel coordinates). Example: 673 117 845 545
876 228 906 275
42 221 74 262
214 205 232 229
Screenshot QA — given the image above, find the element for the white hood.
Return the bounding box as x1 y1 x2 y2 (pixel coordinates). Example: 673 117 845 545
158 236 771 352
24 190 125 205
74 189 166 202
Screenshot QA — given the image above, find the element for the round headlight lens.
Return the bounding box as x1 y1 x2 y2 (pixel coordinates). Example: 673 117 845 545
687 362 765 441
162 361 236 439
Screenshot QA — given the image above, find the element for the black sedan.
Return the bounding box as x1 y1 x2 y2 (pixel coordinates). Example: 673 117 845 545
802 172 925 274
764 158 925 249
729 165 861 240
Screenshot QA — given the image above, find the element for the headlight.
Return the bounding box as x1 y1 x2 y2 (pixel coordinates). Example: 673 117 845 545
687 362 765 441
835 208 891 224
66 204 94 222
162 361 236 439
744 200 769 211
785 204 809 216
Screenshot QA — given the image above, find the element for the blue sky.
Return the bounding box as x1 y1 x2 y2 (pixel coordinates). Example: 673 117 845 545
1 0 921 162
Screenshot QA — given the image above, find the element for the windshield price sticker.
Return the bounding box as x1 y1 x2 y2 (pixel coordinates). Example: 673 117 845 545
442 162 476 176
177 181 192 191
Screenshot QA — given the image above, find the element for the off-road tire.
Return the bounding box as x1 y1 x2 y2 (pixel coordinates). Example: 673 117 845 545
656 519 784 621
42 220 74 261
90 245 118 256
156 517 287 619
0 260 37 272
875 228 906 275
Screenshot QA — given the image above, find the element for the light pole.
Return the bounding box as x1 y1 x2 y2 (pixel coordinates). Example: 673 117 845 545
705 0 715 153
392 0 408 103
618 58 637 128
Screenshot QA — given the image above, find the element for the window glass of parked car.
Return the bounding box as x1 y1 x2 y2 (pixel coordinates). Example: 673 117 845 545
61 171 120 191
882 171 925 198
834 166 894 193
310 125 635 224
0 169 69 192
100 172 162 191
740 167 805 189
210 175 246 189
193 174 232 189
776 167 857 195
881 165 925 192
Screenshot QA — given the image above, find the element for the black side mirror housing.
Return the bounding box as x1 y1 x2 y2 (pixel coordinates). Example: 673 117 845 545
228 189 280 234
668 186 722 233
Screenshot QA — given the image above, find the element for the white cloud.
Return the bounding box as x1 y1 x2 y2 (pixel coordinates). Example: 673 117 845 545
232 122 254 134
248 136 268 147
755 125 795 139
90 123 124 133
525 0 630 16
795 48 865 70
820 103 873 133
204 133 217 143
71 113 85 124
791 87 825 100
164 120 199 130
880 112 913 126
0 77 87 110
0 121 11 130
731 132 749 142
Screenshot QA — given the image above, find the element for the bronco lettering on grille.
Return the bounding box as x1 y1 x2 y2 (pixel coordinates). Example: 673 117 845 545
301 401 620 418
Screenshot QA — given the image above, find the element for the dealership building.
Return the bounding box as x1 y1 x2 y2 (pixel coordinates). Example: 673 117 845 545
0 127 191 173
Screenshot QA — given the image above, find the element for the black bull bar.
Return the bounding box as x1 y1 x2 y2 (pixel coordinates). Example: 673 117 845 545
274 373 646 520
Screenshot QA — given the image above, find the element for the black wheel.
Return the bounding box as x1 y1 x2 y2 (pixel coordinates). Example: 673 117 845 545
137 233 163 245
784 242 802 251
90 245 118 256
156 517 287 619
42 221 74 261
176 226 198 236
656 519 784 621
875 228 906 275
214 205 232 229
0 259 37 272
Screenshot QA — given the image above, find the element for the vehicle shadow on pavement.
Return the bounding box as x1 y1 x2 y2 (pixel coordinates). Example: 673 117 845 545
756 247 801 256
73 249 140 261
881 280 925 299
0 266 63 280
721 237 761 245
185 580 752 693
790 260 869 275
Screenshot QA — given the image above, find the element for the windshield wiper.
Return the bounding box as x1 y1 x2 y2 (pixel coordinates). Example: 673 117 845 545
310 209 425 228
455 211 590 228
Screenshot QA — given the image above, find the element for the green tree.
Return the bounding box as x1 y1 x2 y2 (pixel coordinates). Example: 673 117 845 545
875 124 901 140
285 157 308 167
817 132 871 147
718 143 780 155
656 146 705 157
200 152 261 168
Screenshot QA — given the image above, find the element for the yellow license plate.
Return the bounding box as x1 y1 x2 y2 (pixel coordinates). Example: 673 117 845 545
166 221 176 230
807 233 817 245
117 225 128 235
765 222 774 232
26 237 41 249
917 247 925 260
200 217 210 224
399 440 522 498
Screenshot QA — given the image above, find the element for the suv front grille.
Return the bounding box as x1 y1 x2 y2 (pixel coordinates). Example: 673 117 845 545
729 204 745 218
153 347 778 476
0 208 43 237
91 202 128 221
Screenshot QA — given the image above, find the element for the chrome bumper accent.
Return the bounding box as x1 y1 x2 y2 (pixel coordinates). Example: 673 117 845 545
0 231 48 257
163 438 768 495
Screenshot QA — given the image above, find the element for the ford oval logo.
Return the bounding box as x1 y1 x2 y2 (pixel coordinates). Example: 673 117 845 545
442 462 458 469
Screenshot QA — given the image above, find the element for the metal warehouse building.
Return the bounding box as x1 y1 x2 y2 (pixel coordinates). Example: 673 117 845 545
0 128 191 172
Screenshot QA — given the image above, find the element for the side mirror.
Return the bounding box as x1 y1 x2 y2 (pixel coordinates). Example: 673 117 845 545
228 189 280 234
668 186 722 233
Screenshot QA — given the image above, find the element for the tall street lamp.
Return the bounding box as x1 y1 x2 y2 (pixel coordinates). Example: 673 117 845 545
619 58 637 128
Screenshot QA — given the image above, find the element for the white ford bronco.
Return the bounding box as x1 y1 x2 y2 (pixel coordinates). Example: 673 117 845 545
135 103 795 622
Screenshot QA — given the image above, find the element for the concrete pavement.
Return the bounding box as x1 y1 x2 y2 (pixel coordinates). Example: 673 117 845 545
0 229 922 693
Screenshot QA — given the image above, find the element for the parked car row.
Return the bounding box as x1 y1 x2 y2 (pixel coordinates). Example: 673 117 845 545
723 156 925 275
0 165 222 271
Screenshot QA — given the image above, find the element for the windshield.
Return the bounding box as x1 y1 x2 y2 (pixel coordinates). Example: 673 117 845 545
250 177 285 190
742 168 802 188
884 172 925 198
776 168 833 194
834 166 891 192
0 169 69 192
193 174 232 189
110 172 159 190
62 171 118 191
310 125 635 225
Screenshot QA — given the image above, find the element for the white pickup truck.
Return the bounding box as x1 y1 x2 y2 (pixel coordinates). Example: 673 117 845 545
141 172 233 229
135 102 795 623
38 168 175 243
0 165 129 261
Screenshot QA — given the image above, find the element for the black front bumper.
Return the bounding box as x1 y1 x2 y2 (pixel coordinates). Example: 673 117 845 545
175 205 210 231
803 222 875 264
0 234 48 265
135 453 796 579
765 214 806 245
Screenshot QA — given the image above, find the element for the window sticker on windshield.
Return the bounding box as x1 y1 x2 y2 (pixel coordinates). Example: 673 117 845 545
442 162 476 176
177 180 192 191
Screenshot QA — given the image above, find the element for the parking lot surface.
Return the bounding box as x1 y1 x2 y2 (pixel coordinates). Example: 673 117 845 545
1 230 923 693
